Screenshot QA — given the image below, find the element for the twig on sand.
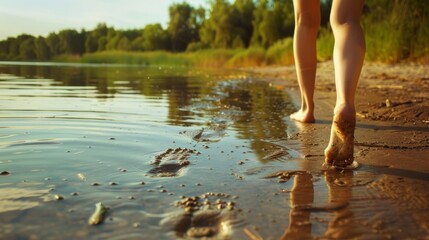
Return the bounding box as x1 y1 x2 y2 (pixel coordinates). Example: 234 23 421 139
244 227 264 240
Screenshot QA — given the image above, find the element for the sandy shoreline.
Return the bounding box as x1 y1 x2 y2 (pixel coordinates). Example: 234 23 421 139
245 61 429 172
243 61 429 237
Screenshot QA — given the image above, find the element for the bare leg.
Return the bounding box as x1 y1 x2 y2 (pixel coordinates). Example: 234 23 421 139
290 0 320 123
325 0 365 167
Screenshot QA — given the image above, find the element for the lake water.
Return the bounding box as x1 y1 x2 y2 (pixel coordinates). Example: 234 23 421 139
0 62 364 239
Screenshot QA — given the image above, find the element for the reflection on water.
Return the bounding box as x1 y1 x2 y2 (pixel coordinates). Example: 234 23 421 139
0 62 299 239
2 62 421 239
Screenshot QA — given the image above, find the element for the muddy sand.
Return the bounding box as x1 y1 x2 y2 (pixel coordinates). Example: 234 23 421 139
245 61 429 238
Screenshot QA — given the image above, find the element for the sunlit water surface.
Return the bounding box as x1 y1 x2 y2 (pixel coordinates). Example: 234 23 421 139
0 62 342 239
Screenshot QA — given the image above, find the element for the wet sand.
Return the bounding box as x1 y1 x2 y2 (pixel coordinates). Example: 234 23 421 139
245 61 429 238
0 62 428 239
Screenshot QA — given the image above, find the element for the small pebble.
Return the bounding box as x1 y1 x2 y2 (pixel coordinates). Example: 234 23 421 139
55 195 64 200
133 223 141 228
91 183 100 186
0 171 11 175
129 196 136 200
109 182 118 186
70 192 79 196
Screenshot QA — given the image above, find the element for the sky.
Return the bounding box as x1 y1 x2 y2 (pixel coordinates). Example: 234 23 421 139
0 0 208 40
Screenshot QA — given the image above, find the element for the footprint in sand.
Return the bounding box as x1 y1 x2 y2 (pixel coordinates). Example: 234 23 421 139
148 148 200 177
161 194 240 238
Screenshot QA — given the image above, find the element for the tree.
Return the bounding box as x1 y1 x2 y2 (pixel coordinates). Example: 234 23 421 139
46 32 61 56
168 2 202 51
142 24 170 51
233 0 255 47
58 29 85 55
19 37 36 60
34 37 50 60
250 0 267 47
85 23 109 53
117 36 131 51
200 0 243 48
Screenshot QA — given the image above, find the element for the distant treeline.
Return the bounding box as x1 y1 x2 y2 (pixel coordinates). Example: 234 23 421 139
0 0 428 64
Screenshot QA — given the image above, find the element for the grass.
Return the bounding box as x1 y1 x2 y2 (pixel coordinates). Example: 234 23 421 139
79 51 192 66
266 38 294 65
53 45 297 68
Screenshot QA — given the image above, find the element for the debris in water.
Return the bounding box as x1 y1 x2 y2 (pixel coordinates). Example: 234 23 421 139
55 195 64 200
77 173 86 181
88 202 108 225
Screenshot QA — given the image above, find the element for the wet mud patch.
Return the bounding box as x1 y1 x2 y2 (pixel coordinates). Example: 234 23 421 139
161 193 241 238
367 175 429 234
148 148 200 177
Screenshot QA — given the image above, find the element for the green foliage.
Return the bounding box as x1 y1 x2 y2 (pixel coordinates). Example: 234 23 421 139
79 51 192 66
316 26 334 61
187 49 238 68
266 37 294 65
251 0 294 48
363 0 429 63
168 2 203 51
226 47 266 67
0 0 427 64
200 0 239 48
142 24 170 51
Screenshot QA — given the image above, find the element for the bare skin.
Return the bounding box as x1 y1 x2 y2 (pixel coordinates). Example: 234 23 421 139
291 0 365 166
290 0 319 123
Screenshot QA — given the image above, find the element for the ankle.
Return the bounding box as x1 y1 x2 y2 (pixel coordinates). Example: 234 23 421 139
333 104 355 119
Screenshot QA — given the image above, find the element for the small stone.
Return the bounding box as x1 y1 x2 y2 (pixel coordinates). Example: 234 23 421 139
133 223 141 228
385 99 392 108
70 192 79 196
55 195 64 200
109 182 118 186
129 196 136 200
0 171 10 175
91 182 100 186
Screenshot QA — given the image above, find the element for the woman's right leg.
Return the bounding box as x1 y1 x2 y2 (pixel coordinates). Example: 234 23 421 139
291 0 321 123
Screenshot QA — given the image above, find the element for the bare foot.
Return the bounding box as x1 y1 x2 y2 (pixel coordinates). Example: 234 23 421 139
290 110 315 123
324 106 356 168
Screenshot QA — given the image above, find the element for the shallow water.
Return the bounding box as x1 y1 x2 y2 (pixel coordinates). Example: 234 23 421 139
1 62 427 239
